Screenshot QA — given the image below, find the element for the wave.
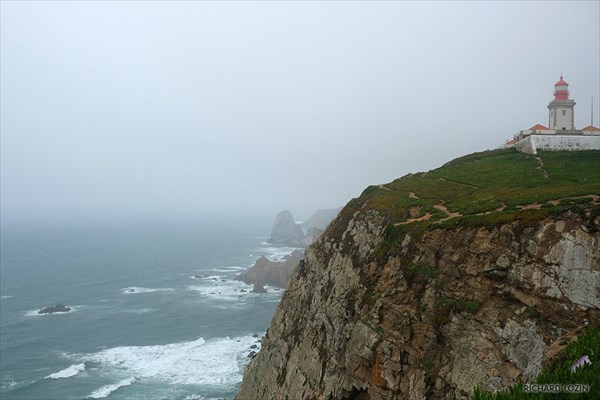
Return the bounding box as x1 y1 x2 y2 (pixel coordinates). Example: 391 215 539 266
122 287 174 294
1 376 20 391
88 377 136 399
198 275 225 280
45 363 85 379
82 335 260 386
211 266 246 273
256 245 303 261
123 308 159 314
1 295 12 299
187 279 253 302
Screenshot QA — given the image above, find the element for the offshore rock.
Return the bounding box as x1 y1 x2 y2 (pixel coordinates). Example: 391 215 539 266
267 209 341 248
235 250 304 288
38 304 71 314
268 210 306 246
236 208 600 400
252 282 268 293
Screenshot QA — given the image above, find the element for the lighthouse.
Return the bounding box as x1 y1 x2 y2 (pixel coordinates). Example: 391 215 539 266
511 74 600 154
547 76 576 130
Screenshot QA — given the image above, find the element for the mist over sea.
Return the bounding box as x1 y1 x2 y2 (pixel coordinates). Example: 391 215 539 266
0 221 294 400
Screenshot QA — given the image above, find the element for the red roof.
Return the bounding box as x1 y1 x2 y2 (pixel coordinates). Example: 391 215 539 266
555 75 568 86
582 125 600 132
529 123 549 130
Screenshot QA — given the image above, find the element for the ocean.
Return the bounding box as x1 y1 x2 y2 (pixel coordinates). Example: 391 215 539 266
0 221 296 400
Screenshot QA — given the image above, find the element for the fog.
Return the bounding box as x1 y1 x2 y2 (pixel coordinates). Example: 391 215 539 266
1 1 599 226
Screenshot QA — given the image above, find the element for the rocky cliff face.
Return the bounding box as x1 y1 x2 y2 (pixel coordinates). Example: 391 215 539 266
237 206 600 399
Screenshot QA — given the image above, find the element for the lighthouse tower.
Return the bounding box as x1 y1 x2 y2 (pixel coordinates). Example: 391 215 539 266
547 76 576 130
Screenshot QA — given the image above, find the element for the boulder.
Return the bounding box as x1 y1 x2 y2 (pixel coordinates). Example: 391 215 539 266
38 304 71 314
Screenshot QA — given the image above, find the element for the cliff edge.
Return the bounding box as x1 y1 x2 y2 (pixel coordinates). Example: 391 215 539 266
237 149 600 400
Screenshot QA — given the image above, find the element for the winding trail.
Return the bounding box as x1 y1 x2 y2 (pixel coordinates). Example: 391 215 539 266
392 195 598 226
534 157 549 178
396 213 432 225
433 203 462 222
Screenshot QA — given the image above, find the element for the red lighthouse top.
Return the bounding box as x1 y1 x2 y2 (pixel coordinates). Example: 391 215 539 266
554 75 569 100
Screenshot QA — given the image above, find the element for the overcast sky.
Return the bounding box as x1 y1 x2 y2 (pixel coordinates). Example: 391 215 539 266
1 1 599 225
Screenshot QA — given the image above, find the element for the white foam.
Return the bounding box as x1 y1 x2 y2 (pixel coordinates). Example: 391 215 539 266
183 395 205 400
187 279 253 302
82 336 258 386
256 245 302 261
88 377 136 399
1 295 12 299
122 287 174 294
45 363 85 379
123 308 159 314
1 376 19 390
211 266 246 272
199 275 225 281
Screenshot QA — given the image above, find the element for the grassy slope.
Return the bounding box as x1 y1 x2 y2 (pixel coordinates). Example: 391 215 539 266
327 148 599 265
362 148 599 224
472 323 600 399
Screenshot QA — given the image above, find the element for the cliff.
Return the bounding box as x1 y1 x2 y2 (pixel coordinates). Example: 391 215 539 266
235 250 304 288
237 149 600 400
268 208 341 247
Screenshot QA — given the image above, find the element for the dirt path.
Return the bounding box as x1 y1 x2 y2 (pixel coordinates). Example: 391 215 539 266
534 156 549 178
548 194 599 206
476 202 507 216
395 213 432 225
433 203 462 222
388 192 597 227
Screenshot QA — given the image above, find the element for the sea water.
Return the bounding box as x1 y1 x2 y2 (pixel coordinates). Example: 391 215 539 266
0 221 297 400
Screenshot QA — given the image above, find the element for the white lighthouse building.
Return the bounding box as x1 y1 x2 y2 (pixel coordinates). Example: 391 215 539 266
548 76 575 130
513 75 600 154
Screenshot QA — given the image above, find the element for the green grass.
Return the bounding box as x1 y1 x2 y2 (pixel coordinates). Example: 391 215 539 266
377 149 600 220
472 323 600 399
342 149 600 265
434 297 481 327
404 262 437 284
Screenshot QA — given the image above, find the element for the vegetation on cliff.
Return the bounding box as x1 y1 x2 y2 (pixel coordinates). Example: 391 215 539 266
473 323 600 399
326 148 600 264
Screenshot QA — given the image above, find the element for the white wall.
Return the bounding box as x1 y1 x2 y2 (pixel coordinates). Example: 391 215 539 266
515 134 600 155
